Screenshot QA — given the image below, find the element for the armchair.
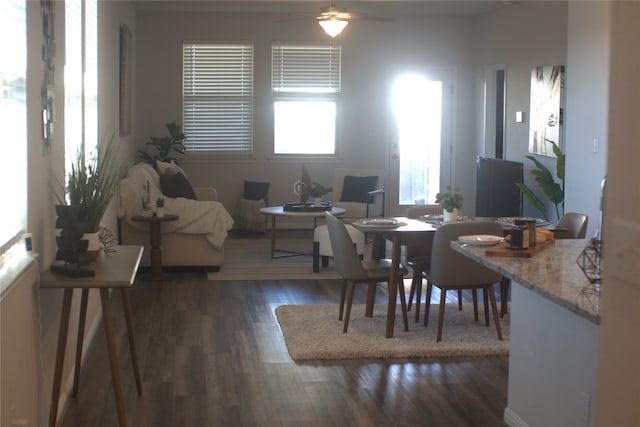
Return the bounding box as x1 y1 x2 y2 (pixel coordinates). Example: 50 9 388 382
331 168 385 221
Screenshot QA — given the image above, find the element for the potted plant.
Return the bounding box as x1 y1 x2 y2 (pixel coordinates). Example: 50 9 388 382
137 122 187 166
435 186 463 222
155 197 165 217
308 182 332 205
515 140 565 222
63 136 127 253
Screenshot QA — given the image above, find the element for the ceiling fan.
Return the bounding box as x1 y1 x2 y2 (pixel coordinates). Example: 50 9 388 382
280 3 393 38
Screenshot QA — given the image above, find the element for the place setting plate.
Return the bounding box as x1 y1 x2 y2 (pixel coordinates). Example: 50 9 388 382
355 218 407 228
458 234 504 247
496 217 551 228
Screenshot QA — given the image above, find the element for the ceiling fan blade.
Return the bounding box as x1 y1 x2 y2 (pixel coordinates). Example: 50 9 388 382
277 13 318 23
359 15 394 23
349 12 394 23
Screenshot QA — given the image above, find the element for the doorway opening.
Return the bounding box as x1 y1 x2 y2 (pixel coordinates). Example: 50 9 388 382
388 68 453 216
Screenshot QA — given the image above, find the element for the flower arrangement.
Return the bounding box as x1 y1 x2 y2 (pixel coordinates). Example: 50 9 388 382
308 182 332 198
435 186 463 213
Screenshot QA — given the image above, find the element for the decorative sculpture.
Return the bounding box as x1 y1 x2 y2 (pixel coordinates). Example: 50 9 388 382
51 204 95 277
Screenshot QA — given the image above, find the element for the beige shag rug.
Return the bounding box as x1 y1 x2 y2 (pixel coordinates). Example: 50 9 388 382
275 303 509 360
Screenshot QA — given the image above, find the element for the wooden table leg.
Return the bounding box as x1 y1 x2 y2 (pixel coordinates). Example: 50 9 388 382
500 277 510 317
100 288 127 427
385 237 402 338
121 289 142 396
49 288 73 427
270 216 276 258
72 289 89 397
148 221 162 278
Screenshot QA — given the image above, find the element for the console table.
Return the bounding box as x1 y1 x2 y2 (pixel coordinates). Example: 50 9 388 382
40 245 144 427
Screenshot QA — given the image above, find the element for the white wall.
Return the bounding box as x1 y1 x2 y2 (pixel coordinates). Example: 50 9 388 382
595 1 640 425
134 10 480 217
473 1 568 220
16 1 138 425
564 2 610 238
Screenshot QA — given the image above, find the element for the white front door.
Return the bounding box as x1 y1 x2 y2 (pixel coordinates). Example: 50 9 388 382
387 67 454 217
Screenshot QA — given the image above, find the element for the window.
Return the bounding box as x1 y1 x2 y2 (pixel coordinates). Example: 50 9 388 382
183 44 254 154
0 0 26 254
65 0 97 177
272 44 341 155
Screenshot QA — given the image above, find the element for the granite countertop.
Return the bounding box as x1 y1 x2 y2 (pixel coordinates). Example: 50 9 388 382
451 239 600 325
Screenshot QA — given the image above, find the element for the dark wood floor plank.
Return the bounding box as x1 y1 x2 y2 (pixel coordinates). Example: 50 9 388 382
60 273 508 427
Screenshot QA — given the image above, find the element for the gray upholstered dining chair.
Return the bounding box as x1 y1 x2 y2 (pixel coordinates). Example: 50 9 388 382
324 211 410 334
554 212 588 239
404 204 452 323
424 221 504 342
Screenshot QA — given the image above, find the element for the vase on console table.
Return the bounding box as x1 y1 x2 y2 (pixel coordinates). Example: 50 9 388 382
312 197 323 206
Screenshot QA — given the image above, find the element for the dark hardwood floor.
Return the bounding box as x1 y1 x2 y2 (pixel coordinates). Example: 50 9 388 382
60 272 508 427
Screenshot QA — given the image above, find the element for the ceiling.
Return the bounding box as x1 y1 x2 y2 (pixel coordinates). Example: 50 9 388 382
132 1 514 19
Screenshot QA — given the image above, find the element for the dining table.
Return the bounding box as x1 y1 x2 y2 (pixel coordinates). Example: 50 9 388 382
351 215 559 338
351 217 438 338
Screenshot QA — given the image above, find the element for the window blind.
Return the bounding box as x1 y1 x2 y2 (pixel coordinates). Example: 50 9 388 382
272 45 341 94
183 44 254 153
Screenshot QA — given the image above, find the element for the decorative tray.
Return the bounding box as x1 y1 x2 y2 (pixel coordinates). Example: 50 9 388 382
283 202 332 212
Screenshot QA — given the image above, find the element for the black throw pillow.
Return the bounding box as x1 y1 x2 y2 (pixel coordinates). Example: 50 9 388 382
160 172 197 200
244 181 270 201
339 176 378 203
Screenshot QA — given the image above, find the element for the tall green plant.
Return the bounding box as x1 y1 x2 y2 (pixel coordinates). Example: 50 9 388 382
67 137 126 232
137 122 186 165
515 140 565 221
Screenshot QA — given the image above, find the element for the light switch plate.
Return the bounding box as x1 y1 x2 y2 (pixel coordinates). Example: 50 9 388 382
607 218 640 287
515 111 524 123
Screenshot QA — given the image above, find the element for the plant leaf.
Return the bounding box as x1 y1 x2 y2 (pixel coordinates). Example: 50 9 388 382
552 142 565 181
515 183 548 219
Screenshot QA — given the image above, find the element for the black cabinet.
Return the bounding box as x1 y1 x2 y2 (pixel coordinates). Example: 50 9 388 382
475 157 523 217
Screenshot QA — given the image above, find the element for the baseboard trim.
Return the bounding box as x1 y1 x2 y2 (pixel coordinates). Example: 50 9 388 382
504 407 530 427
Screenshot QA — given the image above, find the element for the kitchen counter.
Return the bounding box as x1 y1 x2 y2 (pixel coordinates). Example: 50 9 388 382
451 239 599 324
451 238 601 427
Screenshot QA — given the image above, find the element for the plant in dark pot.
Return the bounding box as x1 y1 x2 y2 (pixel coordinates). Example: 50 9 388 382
137 122 187 166
53 136 126 273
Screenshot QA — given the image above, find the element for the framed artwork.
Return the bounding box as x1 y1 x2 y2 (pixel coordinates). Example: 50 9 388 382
528 65 565 156
119 24 132 137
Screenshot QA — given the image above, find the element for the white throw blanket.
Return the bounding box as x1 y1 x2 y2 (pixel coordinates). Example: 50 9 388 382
116 163 233 249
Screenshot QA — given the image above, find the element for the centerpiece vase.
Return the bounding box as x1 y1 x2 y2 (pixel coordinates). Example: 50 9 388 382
443 208 459 223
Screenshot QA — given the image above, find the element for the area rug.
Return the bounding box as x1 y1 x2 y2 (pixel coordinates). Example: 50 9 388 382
275 303 510 360
207 234 342 281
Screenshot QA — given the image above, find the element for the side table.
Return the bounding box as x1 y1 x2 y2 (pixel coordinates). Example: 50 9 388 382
131 214 179 280
40 245 144 427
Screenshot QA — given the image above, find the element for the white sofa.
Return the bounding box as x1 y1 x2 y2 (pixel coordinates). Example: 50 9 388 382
116 163 233 271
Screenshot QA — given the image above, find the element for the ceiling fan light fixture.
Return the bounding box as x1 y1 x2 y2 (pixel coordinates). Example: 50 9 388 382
319 16 348 38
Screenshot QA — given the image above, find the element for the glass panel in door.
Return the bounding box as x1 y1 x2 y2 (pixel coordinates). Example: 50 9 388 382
387 68 453 217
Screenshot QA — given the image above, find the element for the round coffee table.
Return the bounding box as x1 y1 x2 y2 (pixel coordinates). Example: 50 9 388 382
131 214 179 280
260 206 346 258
